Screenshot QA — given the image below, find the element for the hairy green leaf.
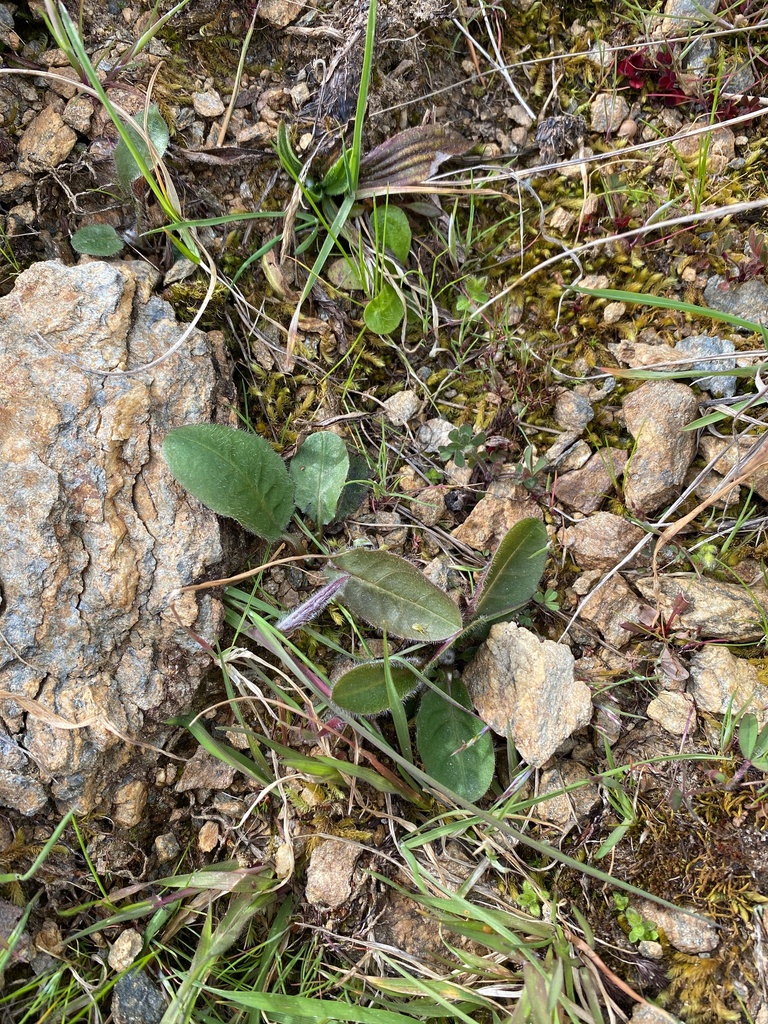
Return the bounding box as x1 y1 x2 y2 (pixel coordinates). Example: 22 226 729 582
472 519 548 621
163 424 294 541
114 104 170 190
71 224 124 257
372 205 411 263
416 681 494 802
332 660 421 714
364 283 404 335
331 549 462 641
290 432 349 526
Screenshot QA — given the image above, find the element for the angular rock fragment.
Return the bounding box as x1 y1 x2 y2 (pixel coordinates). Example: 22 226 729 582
559 513 647 572
622 381 698 514
555 448 627 514
0 260 233 814
688 646 768 726
463 622 592 766
635 575 768 642
577 574 647 649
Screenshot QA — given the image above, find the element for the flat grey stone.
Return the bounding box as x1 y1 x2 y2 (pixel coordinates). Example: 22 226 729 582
674 334 736 397
703 275 768 327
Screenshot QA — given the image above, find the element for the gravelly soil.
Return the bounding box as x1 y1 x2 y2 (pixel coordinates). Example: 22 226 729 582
3 0 768 1020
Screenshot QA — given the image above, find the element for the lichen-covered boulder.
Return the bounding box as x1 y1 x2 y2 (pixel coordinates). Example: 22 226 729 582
0 259 234 814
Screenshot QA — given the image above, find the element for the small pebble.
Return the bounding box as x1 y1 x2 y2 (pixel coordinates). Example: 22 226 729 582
192 90 225 118
382 390 421 427
603 301 626 324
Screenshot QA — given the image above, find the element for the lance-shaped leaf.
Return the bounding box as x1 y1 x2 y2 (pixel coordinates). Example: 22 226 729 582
332 660 421 715
163 424 294 542
290 432 349 526
357 125 472 193
114 104 170 190
275 121 304 180
471 519 548 622
416 680 495 802
277 574 350 634
331 549 462 641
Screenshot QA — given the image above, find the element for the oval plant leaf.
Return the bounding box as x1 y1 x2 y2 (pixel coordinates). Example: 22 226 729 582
289 432 349 526
472 518 548 622
327 257 364 292
71 224 124 257
115 104 170 189
372 205 411 263
331 549 462 641
332 660 421 715
163 424 294 542
364 283 404 336
416 680 494 802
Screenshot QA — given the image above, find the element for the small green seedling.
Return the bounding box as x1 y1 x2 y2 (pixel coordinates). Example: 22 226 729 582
326 202 413 335
71 224 126 257
438 425 488 468
362 204 411 335
613 895 659 944
163 423 547 804
533 588 560 613
71 105 171 257
270 518 547 801
455 275 490 314
515 879 547 918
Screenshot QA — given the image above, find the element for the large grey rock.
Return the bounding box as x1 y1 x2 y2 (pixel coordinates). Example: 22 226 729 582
553 390 593 431
661 0 718 36
554 447 627 514
537 761 600 831
631 1007 682 1024
452 476 542 551
646 691 696 736
112 968 167 1024
0 260 233 815
463 622 592 766
17 105 77 173
577 573 647 648
305 839 361 909
590 93 629 133
622 382 698 514
382 390 421 427
257 0 306 26
699 435 768 503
